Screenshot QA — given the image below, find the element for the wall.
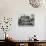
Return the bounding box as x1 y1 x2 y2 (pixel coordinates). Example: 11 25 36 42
0 0 46 40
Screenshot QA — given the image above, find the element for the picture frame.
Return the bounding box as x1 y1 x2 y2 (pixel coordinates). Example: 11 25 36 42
18 14 35 26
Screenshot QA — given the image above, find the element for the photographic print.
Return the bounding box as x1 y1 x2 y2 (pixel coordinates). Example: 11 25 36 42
18 14 35 26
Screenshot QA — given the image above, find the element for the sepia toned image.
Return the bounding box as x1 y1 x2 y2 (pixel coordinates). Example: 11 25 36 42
0 0 46 46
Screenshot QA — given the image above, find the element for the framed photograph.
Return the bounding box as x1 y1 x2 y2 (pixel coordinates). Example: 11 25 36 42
18 14 35 26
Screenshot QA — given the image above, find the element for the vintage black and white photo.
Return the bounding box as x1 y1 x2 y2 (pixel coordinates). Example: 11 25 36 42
18 14 34 26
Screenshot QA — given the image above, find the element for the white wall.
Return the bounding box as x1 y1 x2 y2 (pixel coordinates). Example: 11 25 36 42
0 0 46 40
